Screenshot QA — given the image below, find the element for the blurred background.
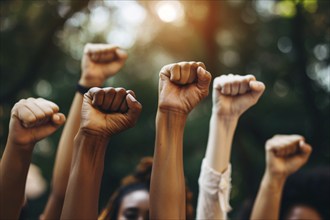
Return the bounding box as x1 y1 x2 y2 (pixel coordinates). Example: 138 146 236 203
0 0 329 219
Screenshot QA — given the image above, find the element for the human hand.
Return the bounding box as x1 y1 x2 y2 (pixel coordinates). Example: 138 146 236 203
158 62 212 115
79 43 128 87
8 98 66 148
80 87 142 137
265 134 312 179
212 74 265 117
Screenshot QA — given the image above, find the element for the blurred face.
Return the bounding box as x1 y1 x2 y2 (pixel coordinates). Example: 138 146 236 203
117 190 149 220
285 204 322 220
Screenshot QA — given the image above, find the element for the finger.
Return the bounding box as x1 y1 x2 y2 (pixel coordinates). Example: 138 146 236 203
249 81 265 99
109 88 127 112
179 62 191 85
126 94 142 125
37 98 59 113
115 48 128 60
34 99 58 118
51 113 66 125
196 66 212 91
97 49 116 63
299 141 312 156
230 75 240 96
119 90 134 113
187 62 198 84
197 62 206 70
221 76 231 95
25 99 46 123
101 87 116 110
18 106 37 128
91 88 105 107
238 76 252 94
86 87 101 102
169 64 181 82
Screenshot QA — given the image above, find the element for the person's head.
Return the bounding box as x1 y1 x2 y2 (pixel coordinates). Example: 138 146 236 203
280 166 330 220
236 166 330 220
98 157 194 220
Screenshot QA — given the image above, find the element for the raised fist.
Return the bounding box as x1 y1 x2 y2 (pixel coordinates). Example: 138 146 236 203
80 87 142 137
8 98 66 148
265 134 312 178
212 74 265 117
158 61 212 114
79 43 128 87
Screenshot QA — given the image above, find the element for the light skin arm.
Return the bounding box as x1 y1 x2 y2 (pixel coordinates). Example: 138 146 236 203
60 87 142 220
0 98 65 220
251 135 312 220
206 74 265 173
150 62 212 219
42 44 128 219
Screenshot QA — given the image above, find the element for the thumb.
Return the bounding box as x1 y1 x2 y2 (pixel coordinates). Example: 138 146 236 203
249 80 265 100
126 94 142 124
51 113 66 126
196 66 212 90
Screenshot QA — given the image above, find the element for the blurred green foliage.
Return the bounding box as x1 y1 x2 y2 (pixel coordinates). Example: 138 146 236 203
0 0 329 219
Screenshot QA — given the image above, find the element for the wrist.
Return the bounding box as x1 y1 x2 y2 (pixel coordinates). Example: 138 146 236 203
79 75 104 88
156 108 187 125
210 112 239 124
212 107 241 119
263 170 287 188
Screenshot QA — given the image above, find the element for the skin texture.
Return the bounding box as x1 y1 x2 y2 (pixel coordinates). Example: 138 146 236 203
251 135 312 220
60 88 142 220
42 43 127 219
196 74 265 220
0 98 65 220
117 190 149 220
150 62 211 220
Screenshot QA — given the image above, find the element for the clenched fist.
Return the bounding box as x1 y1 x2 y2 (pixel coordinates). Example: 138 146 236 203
80 87 142 137
265 134 312 178
158 62 212 114
213 74 265 117
79 43 128 87
8 98 66 148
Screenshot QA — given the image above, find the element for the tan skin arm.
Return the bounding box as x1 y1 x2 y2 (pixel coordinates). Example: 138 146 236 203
60 87 142 219
42 43 128 219
150 62 211 219
251 135 312 220
0 98 65 220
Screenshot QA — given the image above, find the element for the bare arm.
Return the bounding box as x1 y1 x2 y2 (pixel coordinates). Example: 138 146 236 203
60 87 142 219
42 43 128 219
251 135 312 220
150 62 211 219
0 98 65 219
197 74 265 219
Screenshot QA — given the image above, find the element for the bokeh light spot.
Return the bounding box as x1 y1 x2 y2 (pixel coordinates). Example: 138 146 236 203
156 1 184 23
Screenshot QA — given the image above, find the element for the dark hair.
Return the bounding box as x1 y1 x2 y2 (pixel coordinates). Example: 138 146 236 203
98 157 194 220
235 166 330 220
280 166 330 219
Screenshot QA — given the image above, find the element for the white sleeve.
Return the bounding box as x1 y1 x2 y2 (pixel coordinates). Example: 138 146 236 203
196 159 232 220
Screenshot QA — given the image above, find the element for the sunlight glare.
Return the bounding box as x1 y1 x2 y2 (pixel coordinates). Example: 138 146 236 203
156 1 184 23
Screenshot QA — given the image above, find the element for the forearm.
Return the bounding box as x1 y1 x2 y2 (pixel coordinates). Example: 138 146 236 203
205 113 238 173
42 92 83 219
251 171 286 220
0 143 34 219
150 111 187 220
60 131 109 220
